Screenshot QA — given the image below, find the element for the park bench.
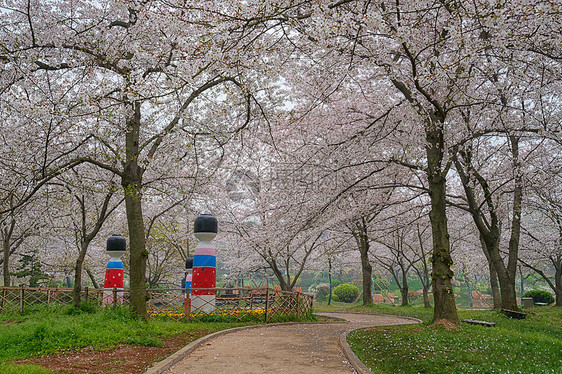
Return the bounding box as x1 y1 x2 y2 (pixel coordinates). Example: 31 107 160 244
500 308 527 319
461 319 497 327
216 291 243 307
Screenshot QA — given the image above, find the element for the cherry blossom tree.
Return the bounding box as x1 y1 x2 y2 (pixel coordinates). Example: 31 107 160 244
0 199 42 286
50 166 123 306
519 144 562 306
1 0 288 318
275 0 561 324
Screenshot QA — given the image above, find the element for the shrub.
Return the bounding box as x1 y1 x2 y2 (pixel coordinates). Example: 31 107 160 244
315 284 331 301
522 290 555 305
333 284 360 303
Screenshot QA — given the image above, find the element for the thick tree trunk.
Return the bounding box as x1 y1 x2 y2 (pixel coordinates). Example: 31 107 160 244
269 259 291 291
489 262 501 309
487 244 518 310
361 257 373 306
353 221 373 306
122 102 148 320
124 188 148 319
480 239 501 309
478 226 515 310
426 125 459 325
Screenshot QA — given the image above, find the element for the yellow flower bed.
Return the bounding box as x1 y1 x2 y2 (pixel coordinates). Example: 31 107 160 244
148 308 267 318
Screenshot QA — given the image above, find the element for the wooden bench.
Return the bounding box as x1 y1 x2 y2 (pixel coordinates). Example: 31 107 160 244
461 319 497 327
215 293 243 307
501 308 527 319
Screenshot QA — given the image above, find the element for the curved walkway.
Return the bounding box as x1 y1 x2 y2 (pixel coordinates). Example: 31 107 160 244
146 313 419 374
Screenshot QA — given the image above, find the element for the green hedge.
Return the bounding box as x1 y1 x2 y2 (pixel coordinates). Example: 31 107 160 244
522 290 554 305
333 284 360 303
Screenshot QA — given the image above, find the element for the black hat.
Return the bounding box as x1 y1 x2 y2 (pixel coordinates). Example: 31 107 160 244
107 235 126 251
194 214 218 233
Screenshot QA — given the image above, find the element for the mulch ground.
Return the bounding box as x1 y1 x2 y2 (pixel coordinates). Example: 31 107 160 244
10 331 210 374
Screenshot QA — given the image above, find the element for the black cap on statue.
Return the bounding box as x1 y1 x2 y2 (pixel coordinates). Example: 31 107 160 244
194 214 218 234
106 235 126 252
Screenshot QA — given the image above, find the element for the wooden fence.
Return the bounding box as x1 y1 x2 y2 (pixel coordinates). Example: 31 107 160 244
0 286 313 322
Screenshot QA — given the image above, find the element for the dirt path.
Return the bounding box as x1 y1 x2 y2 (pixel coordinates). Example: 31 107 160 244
160 313 418 374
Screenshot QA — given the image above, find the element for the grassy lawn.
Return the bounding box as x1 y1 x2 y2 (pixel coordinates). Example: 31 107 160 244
314 301 562 373
0 303 259 373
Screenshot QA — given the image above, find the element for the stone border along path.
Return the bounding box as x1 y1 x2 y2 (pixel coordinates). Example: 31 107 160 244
145 313 421 374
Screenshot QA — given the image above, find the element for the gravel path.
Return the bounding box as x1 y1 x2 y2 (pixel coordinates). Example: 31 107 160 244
157 313 418 374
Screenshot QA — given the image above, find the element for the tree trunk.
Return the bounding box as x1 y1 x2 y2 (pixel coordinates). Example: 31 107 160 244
328 257 332 305
2 219 16 287
554 261 561 307
73 248 85 307
353 221 373 306
477 223 516 310
502 134 523 311
465 276 473 308
453 141 520 311
3 239 10 287
269 259 291 291
85 267 99 289
426 124 459 325
73 240 91 307
488 243 518 310
489 262 501 309
361 257 373 306
414 259 432 308
124 188 148 319
400 269 409 306
422 289 430 308
480 238 501 309
122 101 148 320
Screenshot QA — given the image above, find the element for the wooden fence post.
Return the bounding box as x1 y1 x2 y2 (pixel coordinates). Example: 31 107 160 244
113 288 118 307
265 288 270 323
20 286 24 313
85 287 89 302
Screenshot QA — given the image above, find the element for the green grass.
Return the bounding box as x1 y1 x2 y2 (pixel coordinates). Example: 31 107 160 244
314 300 434 321
0 363 53 374
0 302 315 373
0 303 256 365
338 304 562 374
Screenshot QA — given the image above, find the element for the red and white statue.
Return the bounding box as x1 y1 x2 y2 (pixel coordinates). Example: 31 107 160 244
103 235 126 304
191 214 217 312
